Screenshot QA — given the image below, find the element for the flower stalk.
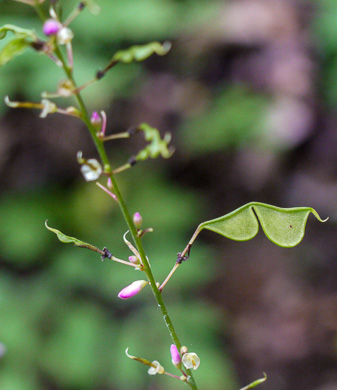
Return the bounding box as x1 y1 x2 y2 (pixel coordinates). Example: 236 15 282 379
32 4 198 389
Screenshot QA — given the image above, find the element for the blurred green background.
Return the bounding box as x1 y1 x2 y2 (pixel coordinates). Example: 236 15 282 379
1 0 337 389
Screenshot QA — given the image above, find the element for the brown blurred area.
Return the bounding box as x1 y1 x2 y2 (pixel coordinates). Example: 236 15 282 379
1 1 337 389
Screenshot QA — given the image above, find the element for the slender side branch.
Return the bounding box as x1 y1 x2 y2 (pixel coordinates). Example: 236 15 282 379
159 263 180 292
180 226 201 258
159 226 201 292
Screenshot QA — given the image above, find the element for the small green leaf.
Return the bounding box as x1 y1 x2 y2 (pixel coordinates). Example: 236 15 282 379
135 123 174 161
240 373 267 390
0 38 31 66
199 202 327 248
45 221 102 254
112 41 171 64
0 24 36 40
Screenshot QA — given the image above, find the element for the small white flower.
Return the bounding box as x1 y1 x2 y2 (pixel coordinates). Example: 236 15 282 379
80 159 102 181
148 361 164 375
40 99 57 118
182 352 200 370
57 27 74 45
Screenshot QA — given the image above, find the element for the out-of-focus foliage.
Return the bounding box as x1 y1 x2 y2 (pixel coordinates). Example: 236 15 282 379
1 0 337 390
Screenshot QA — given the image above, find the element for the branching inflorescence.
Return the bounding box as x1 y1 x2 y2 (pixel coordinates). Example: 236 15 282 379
1 1 327 389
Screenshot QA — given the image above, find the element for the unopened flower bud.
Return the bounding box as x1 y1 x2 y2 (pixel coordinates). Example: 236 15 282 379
148 361 164 375
43 19 61 36
170 344 181 368
118 280 148 299
129 255 140 265
180 346 188 355
182 352 200 371
57 27 74 45
133 212 142 228
90 111 101 127
107 177 113 189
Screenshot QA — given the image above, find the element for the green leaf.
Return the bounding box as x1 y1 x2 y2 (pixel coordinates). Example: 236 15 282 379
0 38 31 66
112 41 171 64
0 24 36 40
240 373 267 390
135 123 174 161
199 202 327 248
45 221 102 254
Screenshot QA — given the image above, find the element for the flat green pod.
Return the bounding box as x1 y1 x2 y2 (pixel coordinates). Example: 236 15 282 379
198 202 327 248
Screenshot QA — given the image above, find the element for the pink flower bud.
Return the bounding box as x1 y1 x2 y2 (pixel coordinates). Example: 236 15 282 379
118 280 148 299
133 212 142 228
90 111 101 127
129 255 140 265
170 344 181 368
43 19 61 36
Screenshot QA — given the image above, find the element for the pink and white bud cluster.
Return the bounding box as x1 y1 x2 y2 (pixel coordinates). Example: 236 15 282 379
43 19 74 45
117 280 148 299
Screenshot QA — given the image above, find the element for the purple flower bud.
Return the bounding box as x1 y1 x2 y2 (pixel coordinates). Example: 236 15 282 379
107 177 113 189
133 212 142 228
118 280 148 299
90 111 101 126
170 344 181 367
43 19 61 36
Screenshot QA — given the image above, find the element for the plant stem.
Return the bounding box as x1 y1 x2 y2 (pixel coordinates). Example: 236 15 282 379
35 6 198 388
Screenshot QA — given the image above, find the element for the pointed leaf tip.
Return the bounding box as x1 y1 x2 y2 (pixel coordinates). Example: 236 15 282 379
45 221 101 253
199 202 326 248
240 373 267 390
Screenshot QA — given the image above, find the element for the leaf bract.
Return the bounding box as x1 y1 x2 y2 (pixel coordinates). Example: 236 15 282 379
45 221 101 253
0 24 36 40
112 41 171 64
135 123 174 161
0 24 36 66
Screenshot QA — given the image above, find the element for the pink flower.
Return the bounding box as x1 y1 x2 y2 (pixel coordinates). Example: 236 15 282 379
118 280 148 299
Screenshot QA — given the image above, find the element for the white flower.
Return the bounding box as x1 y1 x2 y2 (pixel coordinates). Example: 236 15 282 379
57 27 74 45
182 352 200 370
148 361 164 375
40 99 57 118
80 159 102 181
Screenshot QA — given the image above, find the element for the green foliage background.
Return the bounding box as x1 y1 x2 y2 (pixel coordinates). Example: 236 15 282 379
1 1 337 390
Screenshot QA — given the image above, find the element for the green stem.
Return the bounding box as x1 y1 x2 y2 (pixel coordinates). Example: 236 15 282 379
35 6 198 389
